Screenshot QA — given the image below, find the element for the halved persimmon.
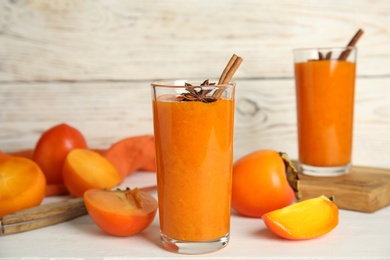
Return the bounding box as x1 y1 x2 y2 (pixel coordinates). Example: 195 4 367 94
262 195 339 240
84 188 158 236
0 156 46 218
62 149 121 197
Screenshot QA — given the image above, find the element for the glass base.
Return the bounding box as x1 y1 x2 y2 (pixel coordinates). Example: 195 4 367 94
160 232 229 255
299 163 351 177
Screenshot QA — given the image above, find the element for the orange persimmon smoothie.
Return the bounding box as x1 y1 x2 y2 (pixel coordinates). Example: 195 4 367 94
295 59 356 167
153 94 234 242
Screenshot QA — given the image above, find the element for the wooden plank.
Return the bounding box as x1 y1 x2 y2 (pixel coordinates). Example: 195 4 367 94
1 77 390 169
299 165 390 213
0 82 154 151
0 0 389 81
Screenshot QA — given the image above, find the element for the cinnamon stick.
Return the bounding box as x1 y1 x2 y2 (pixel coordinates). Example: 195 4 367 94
219 54 237 84
338 28 364 61
218 54 243 84
1 185 157 234
213 54 243 99
222 57 243 84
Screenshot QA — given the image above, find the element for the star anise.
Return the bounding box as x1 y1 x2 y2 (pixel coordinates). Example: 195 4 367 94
181 79 217 103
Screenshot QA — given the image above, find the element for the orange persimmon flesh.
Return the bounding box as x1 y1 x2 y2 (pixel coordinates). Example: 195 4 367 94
262 195 339 240
0 156 46 218
84 188 158 236
62 149 120 197
0 151 70 197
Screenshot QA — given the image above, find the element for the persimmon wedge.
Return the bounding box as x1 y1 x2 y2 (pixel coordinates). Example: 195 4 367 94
262 195 339 240
0 156 46 218
62 149 120 197
84 188 158 237
104 135 156 182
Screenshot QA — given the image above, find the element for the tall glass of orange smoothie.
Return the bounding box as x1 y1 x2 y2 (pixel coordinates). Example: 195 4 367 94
294 47 357 176
151 79 235 254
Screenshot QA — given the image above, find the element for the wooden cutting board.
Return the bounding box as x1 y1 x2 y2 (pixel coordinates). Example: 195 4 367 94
299 165 390 213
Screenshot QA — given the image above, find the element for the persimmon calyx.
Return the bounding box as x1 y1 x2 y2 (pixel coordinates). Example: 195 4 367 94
279 152 301 200
328 195 336 203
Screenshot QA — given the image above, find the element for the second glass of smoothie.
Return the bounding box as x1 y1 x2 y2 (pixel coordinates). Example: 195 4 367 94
294 47 357 176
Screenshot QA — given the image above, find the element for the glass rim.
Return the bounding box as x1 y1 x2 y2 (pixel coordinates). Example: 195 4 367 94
293 46 357 53
151 79 236 88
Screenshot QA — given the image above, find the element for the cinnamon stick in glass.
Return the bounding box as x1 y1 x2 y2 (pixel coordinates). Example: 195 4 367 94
338 28 364 61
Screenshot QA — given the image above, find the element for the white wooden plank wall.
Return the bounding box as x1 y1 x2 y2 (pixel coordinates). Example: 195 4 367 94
1 0 389 168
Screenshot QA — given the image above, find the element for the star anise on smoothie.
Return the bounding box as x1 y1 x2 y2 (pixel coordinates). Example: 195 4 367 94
181 79 217 103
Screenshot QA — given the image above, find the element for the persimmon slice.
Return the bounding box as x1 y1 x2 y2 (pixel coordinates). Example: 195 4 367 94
262 195 339 240
62 149 120 197
0 156 46 218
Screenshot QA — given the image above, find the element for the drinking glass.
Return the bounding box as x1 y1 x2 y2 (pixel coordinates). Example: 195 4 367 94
294 47 357 176
151 79 235 254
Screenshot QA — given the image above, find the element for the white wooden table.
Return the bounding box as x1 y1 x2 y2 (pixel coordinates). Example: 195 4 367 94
1 171 389 259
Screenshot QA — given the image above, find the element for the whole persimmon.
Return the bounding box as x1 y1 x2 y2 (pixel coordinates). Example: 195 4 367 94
62 149 121 197
232 150 300 218
33 123 88 185
0 156 46 218
84 188 158 236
